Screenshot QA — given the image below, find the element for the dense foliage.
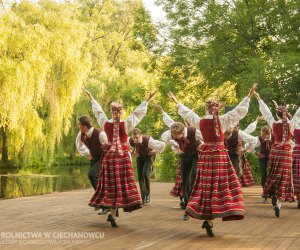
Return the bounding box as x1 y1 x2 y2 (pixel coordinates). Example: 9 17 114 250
1 0 299 182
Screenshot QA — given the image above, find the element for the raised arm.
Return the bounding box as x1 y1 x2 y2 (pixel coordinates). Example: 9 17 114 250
125 101 148 133
91 100 109 129
125 91 157 133
157 104 176 128
177 103 201 130
83 88 109 129
219 83 257 132
254 92 275 127
219 97 250 132
168 91 201 129
148 137 165 154
163 112 176 128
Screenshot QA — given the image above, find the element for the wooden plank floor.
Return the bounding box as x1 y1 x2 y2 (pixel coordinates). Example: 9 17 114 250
0 182 299 250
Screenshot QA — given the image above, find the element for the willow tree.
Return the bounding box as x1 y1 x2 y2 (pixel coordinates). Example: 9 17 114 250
73 0 159 120
0 0 160 166
0 0 92 166
76 0 158 89
0 11 48 163
53 0 160 162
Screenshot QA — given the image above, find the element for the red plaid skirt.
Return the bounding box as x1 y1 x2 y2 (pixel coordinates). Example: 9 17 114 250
89 150 142 212
186 144 244 221
263 144 294 202
293 145 300 200
170 160 183 197
240 156 254 187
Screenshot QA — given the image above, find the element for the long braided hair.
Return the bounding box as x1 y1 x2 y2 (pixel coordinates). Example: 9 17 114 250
109 103 124 155
206 100 222 138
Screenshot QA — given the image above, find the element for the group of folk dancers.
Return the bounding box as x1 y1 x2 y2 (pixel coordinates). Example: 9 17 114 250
75 84 300 237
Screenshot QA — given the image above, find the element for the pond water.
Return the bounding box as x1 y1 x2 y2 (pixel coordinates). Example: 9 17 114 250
0 165 91 199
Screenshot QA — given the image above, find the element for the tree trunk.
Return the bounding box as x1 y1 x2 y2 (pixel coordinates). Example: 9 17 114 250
1 127 8 162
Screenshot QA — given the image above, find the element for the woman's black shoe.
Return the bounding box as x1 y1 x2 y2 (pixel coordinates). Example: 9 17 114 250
106 214 118 227
202 221 214 237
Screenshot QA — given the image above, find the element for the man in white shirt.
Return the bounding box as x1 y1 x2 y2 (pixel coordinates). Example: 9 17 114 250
76 115 108 214
129 128 165 204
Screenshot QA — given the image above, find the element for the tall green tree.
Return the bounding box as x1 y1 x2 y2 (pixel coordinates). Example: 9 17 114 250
0 0 160 166
157 0 300 107
0 0 92 165
56 0 162 167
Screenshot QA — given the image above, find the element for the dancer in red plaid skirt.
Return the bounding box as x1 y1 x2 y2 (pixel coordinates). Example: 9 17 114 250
291 107 300 208
254 92 295 217
169 160 184 203
83 88 156 227
167 84 257 237
239 156 255 187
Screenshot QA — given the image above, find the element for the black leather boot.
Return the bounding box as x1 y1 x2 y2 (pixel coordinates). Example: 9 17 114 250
274 206 280 217
106 214 118 227
202 221 214 237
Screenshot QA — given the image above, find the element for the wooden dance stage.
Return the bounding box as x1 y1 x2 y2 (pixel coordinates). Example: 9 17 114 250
0 182 299 249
